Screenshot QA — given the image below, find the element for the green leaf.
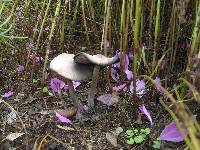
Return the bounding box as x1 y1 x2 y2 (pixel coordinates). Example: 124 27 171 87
48 92 53 96
127 138 134 145
140 128 151 135
115 127 123 135
32 79 39 84
145 128 151 134
153 140 161 149
126 130 134 137
134 135 145 144
42 87 49 93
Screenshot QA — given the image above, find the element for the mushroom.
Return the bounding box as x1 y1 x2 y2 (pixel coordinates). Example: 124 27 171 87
74 52 119 107
49 53 93 112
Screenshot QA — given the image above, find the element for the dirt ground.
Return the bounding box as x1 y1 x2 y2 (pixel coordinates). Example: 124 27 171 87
0 47 192 150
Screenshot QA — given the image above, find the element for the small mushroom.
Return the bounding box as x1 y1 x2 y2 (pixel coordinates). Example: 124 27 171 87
49 53 93 111
74 52 119 107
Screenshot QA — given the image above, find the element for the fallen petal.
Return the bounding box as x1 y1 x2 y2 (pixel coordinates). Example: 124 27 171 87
2 91 14 98
50 78 66 93
72 81 81 90
55 112 72 124
17 65 24 72
139 104 153 125
136 79 146 97
125 69 133 80
160 122 188 142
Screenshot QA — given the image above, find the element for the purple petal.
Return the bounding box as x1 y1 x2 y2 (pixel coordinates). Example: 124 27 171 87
17 65 24 72
125 69 133 80
136 79 146 97
2 91 13 98
130 80 146 97
160 122 188 142
72 81 81 90
139 104 153 125
120 53 129 71
55 112 72 124
113 84 127 92
113 51 129 71
128 51 133 60
50 78 66 93
111 68 120 81
112 62 120 69
154 77 162 92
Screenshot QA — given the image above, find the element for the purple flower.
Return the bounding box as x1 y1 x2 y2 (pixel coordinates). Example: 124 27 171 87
130 79 146 97
139 104 153 125
2 91 13 98
128 51 133 60
154 77 162 92
160 122 188 142
72 81 81 89
28 52 44 63
113 84 127 92
50 78 66 93
17 65 24 72
125 69 133 80
26 41 35 50
55 112 71 124
111 68 119 81
113 51 129 71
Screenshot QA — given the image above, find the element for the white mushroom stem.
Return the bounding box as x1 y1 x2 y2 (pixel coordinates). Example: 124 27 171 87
88 66 100 107
67 80 83 110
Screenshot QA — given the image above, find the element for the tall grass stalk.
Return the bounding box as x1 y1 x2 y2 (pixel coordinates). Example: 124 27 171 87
42 0 61 83
142 75 200 149
152 0 160 70
119 0 126 71
59 0 68 52
133 0 141 98
35 0 50 50
189 1 200 69
103 0 111 56
81 0 90 44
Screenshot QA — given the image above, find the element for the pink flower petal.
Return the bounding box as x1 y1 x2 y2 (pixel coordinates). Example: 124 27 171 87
55 112 72 124
160 122 188 142
17 65 24 72
2 91 13 98
139 104 153 125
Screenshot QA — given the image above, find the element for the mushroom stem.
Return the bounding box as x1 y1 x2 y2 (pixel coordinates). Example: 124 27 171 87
88 66 100 107
66 80 83 110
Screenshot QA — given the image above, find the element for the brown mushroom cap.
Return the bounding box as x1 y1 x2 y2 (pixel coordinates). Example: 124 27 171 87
50 53 93 81
74 52 119 66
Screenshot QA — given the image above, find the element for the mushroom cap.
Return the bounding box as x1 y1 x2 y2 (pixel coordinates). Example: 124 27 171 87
74 52 119 66
50 53 93 81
